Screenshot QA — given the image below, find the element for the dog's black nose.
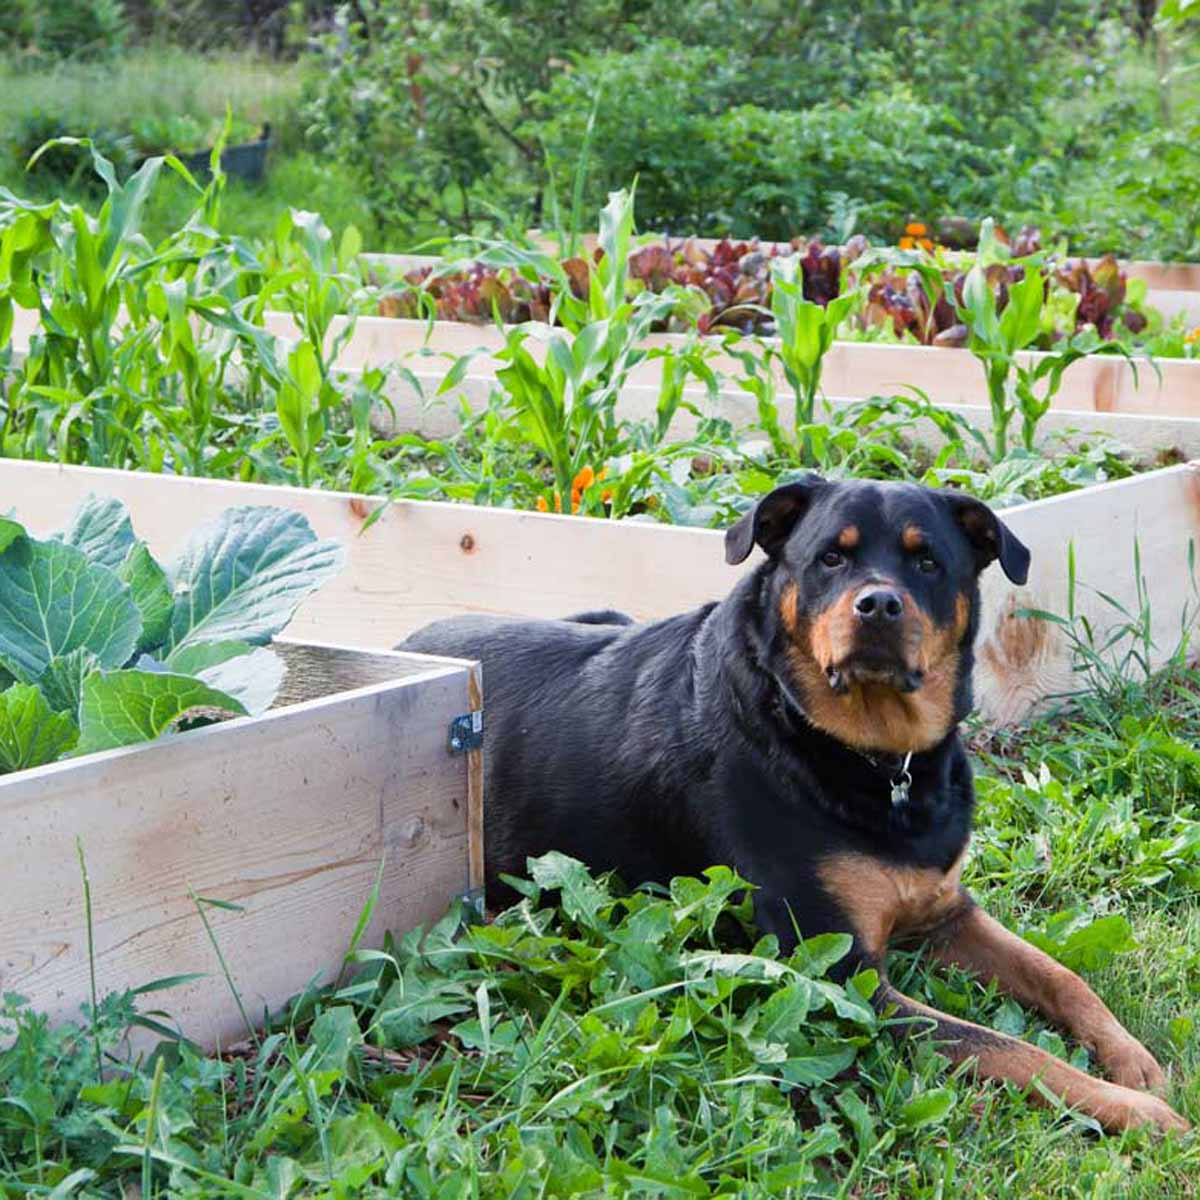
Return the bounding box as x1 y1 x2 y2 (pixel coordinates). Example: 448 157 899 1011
854 586 904 623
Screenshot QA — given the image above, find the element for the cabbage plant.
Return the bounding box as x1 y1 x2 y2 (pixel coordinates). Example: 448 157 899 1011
0 496 344 773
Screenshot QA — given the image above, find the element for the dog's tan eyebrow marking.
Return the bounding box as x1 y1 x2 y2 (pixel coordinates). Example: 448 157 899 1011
838 525 860 549
902 524 926 552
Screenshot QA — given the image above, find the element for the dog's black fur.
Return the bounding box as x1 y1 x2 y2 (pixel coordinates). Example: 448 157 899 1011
400 475 1029 972
399 477 1199 1132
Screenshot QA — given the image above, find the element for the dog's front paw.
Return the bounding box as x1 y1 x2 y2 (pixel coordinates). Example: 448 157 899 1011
1099 1034 1169 1095
1101 1086 1192 1136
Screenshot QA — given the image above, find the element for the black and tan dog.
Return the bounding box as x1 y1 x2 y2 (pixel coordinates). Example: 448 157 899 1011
401 476 1189 1134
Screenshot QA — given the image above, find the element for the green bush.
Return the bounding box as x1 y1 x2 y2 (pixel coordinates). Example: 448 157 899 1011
535 49 992 240
302 0 648 237
597 0 1096 154
0 48 303 189
0 0 36 51
6 111 134 187
34 0 127 60
303 0 1139 246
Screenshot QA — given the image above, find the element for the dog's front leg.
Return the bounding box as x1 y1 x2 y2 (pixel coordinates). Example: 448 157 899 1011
755 887 1189 1133
928 896 1172 1096
753 889 877 981
878 983 1190 1133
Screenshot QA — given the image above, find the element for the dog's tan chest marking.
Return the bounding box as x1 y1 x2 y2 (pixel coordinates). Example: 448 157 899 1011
817 851 968 957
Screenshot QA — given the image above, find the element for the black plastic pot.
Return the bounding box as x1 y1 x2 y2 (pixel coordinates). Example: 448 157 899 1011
181 124 271 184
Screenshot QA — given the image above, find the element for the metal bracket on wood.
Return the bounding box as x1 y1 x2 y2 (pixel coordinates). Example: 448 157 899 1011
449 710 484 754
458 886 487 925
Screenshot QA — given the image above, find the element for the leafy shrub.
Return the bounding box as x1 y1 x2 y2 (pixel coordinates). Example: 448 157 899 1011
0 0 36 51
303 0 638 236
0 496 344 773
627 0 1092 149
535 53 1000 240
32 0 127 60
0 48 301 189
7 109 134 185
300 0 1197 258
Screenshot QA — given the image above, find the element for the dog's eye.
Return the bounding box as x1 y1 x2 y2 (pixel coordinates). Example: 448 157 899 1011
820 550 844 568
918 556 938 573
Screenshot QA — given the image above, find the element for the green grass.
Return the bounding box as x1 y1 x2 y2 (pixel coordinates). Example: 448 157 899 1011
2 633 1199 1195
135 152 383 249
0 47 395 250
0 46 299 148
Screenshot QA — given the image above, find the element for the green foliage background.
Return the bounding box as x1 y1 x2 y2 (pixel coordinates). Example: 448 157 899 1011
1 1 1197 256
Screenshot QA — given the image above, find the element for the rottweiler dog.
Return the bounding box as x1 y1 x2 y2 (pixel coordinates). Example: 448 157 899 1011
401 476 1189 1134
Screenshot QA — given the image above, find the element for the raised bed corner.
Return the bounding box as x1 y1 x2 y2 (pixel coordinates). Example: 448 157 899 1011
0 636 482 1049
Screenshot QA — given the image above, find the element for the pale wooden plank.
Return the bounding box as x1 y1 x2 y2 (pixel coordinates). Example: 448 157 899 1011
377 366 1200 457
11 305 1200 419
3 459 1197 727
466 664 485 892
1144 288 1200 326
1126 262 1200 291
973 466 1200 722
0 650 473 1048
254 312 1200 418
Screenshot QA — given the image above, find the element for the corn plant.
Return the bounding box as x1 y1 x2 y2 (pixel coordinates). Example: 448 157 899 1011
723 256 858 465
0 133 404 493
954 226 1141 461
770 254 859 430
254 208 369 380
434 189 717 515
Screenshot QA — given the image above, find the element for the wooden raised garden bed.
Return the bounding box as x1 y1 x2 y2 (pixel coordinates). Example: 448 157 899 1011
243 310 1200 455
12 303 1195 426
0 630 483 1049
4 458 1197 734
251 312 1200 419
363 249 1200 331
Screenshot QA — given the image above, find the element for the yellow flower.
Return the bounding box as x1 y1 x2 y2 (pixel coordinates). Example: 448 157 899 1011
1186 326 1200 345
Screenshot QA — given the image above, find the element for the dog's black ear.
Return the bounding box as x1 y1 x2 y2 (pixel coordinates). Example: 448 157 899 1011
940 492 1031 584
725 476 826 565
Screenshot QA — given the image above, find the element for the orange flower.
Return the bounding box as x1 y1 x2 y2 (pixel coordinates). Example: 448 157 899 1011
1186 326 1200 345
572 465 595 492
554 493 563 513
536 496 549 512
570 489 581 514
601 488 613 503
918 237 934 252
898 235 915 250
905 221 928 236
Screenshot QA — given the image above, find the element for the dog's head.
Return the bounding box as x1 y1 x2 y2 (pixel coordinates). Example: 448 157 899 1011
725 476 1030 754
